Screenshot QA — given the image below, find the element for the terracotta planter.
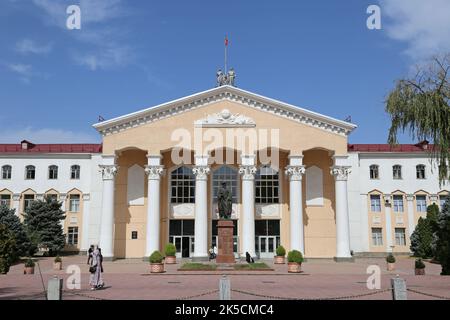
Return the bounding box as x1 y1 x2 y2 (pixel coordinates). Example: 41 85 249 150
288 262 302 273
24 267 34 275
53 262 62 270
415 268 425 275
150 263 164 273
387 263 395 271
274 256 285 264
165 256 176 264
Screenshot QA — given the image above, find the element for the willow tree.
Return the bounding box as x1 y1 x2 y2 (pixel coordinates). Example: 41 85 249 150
386 54 450 184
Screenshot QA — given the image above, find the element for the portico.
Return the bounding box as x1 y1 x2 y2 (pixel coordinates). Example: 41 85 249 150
93 85 356 260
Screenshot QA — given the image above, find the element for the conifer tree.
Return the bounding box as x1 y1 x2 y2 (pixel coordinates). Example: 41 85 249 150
0 205 34 258
0 224 16 274
433 198 450 275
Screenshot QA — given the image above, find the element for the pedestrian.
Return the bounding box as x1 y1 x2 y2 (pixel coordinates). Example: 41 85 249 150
87 245 94 265
89 246 104 290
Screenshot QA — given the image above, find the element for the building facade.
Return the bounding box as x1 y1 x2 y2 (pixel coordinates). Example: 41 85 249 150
0 86 448 259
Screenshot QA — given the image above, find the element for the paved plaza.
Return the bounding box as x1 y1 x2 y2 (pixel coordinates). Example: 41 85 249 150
1 255 450 300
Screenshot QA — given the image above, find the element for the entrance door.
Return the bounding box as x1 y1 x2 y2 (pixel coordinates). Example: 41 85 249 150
258 236 277 258
181 237 190 258
172 236 192 258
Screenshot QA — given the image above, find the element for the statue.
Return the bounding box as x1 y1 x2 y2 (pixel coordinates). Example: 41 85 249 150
217 182 232 219
216 69 225 87
227 68 236 86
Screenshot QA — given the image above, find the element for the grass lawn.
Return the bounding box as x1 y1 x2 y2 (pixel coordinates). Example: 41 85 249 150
179 263 217 270
233 262 272 270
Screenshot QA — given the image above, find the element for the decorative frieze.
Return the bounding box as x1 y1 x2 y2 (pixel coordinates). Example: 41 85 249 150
285 165 305 181
330 166 351 181
99 165 118 180
144 165 164 180
195 109 256 128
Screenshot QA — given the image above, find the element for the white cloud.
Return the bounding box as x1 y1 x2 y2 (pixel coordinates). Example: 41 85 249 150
15 39 52 55
6 63 33 83
0 127 99 144
72 45 134 71
380 0 450 59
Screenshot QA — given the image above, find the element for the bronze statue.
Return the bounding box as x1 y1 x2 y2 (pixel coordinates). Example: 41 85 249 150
217 182 232 219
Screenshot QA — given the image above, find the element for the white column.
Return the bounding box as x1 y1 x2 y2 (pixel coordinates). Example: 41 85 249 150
144 155 164 257
81 194 91 251
193 155 210 260
360 194 370 252
12 194 21 217
239 155 257 258
285 157 305 254
99 158 118 259
384 194 394 252
331 165 352 259
406 194 415 236
59 193 67 228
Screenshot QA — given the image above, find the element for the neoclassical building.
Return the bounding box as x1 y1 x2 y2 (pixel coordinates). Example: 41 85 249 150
0 85 448 260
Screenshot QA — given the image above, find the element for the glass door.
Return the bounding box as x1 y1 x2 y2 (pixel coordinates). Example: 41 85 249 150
258 236 277 258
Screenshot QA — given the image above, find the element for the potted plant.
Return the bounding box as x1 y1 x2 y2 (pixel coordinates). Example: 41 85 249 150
53 256 62 270
24 258 35 275
274 245 286 264
149 250 164 273
415 258 426 275
287 250 304 273
386 253 396 271
164 243 177 264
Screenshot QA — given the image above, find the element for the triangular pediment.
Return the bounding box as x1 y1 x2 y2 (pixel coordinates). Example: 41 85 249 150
93 86 357 137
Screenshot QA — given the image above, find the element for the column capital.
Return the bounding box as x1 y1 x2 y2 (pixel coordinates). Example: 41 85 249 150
406 194 415 201
330 166 351 181
285 165 305 181
13 194 21 201
239 165 257 180
83 193 91 201
193 166 210 180
145 165 164 180
60 193 68 201
99 165 119 180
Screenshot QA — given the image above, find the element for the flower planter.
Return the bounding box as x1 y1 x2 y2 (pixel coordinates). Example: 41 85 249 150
288 262 301 273
415 268 425 275
274 256 285 264
165 256 176 264
53 262 62 270
24 267 34 275
150 263 164 273
387 263 395 271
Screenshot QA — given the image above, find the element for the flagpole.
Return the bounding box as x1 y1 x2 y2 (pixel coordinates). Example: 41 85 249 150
224 35 228 74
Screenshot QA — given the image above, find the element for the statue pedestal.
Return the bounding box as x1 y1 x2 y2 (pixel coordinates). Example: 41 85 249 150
216 220 235 264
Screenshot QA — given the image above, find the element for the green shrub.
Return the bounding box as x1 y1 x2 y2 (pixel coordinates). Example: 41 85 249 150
149 251 164 264
415 258 425 269
276 245 286 257
287 250 304 263
0 224 16 274
410 204 439 258
386 254 396 263
54 256 62 263
25 258 35 268
432 197 450 275
165 243 176 257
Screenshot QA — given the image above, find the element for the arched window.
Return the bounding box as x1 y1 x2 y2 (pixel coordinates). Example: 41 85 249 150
170 167 195 203
1 165 12 180
256 166 279 204
71 165 81 180
25 165 35 180
369 165 379 179
48 165 58 180
416 165 426 179
212 166 238 203
393 165 402 179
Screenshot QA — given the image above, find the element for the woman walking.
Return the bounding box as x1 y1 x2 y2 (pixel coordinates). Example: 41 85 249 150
89 246 104 290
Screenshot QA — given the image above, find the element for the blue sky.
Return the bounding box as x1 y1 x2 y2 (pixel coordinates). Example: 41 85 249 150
1 0 449 144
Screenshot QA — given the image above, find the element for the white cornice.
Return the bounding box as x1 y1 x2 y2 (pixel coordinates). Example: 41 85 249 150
93 85 357 137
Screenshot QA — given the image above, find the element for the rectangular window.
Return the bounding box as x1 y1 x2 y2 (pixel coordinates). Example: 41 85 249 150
24 194 35 210
371 228 383 246
67 227 78 245
393 195 404 212
440 195 448 210
395 228 406 246
0 194 11 207
370 195 381 212
69 195 80 212
416 195 427 212
131 231 138 240
255 168 280 204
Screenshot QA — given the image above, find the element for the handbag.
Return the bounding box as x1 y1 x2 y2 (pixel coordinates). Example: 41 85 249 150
89 265 97 273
